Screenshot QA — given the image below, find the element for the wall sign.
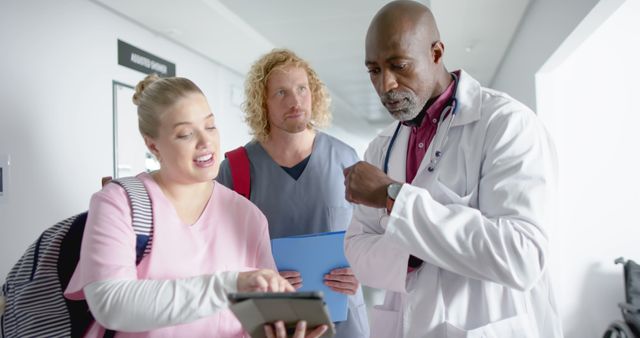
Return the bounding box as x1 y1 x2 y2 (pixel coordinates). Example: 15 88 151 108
117 39 176 77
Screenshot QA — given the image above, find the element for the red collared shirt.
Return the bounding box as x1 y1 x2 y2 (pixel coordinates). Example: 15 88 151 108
405 71 458 183
402 71 458 272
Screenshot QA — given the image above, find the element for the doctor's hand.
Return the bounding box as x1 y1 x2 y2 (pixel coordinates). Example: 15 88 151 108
344 161 396 208
237 269 295 293
279 271 303 290
264 320 329 338
324 267 359 295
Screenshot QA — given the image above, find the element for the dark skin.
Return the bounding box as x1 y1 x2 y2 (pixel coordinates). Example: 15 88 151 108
345 0 453 207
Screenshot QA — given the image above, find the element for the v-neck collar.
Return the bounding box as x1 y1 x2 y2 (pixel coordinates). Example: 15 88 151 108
143 172 215 228
252 132 322 183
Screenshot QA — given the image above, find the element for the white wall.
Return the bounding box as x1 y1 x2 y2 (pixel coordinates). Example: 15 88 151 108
536 0 639 336
0 0 376 280
0 0 252 278
491 0 599 110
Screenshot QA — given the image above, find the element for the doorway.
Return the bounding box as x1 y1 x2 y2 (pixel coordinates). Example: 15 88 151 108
112 81 159 178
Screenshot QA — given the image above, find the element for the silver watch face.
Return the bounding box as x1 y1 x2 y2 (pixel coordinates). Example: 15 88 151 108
387 183 402 200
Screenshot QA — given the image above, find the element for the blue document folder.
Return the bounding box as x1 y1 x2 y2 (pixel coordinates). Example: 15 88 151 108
271 231 348 322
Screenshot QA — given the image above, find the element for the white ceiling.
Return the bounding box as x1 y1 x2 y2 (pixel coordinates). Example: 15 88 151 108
94 0 530 130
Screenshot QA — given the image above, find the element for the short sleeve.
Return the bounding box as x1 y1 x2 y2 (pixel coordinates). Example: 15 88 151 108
347 146 359 166
215 158 233 190
65 184 138 300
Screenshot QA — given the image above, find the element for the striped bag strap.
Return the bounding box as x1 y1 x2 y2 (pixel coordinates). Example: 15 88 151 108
112 176 153 262
100 177 152 338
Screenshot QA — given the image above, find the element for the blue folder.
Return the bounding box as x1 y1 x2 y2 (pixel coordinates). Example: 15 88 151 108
271 231 348 322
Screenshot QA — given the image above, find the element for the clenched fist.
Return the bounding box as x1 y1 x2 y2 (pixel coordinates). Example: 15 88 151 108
344 161 396 208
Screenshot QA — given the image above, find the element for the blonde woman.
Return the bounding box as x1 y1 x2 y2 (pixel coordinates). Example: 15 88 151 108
64 74 326 338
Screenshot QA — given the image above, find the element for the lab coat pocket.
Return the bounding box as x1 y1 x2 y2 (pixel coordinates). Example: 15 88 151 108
371 305 402 338
444 314 533 338
434 179 473 207
352 303 370 335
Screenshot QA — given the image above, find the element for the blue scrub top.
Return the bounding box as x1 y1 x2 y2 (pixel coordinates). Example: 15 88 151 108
217 132 370 338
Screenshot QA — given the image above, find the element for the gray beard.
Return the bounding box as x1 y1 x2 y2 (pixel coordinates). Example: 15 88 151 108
382 91 425 122
391 108 420 121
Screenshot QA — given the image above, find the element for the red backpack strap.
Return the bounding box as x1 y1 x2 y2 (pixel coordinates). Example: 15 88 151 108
225 146 251 199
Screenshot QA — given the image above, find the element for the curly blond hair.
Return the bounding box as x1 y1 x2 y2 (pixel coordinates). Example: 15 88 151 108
243 49 331 142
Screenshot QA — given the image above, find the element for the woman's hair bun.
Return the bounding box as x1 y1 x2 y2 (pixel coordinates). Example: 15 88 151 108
132 73 161 106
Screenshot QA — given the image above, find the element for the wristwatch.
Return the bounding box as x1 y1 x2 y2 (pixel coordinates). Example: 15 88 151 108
386 182 403 214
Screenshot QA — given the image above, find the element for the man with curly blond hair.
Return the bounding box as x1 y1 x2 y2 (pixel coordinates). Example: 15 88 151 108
217 49 370 338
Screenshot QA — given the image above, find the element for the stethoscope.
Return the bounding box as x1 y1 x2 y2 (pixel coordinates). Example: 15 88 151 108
383 72 459 175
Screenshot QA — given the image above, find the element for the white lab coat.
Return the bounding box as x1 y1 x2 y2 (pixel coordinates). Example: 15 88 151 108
345 70 563 338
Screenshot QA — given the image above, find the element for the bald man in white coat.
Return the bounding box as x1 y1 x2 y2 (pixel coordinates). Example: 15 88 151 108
343 1 563 337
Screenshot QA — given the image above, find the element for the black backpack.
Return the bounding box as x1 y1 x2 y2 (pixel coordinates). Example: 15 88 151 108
603 257 640 338
1 177 153 338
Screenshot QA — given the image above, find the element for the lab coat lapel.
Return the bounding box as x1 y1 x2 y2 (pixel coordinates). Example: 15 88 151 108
412 70 482 189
